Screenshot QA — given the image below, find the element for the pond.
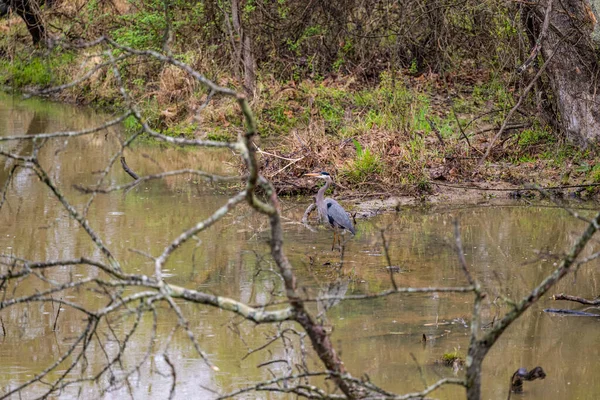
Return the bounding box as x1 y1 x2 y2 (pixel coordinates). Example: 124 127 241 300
1 93 599 399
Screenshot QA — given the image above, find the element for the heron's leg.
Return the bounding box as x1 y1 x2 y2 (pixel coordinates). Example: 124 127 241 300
331 230 336 251
334 229 341 251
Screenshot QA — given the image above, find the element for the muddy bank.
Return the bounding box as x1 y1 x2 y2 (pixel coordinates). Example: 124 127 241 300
310 180 599 220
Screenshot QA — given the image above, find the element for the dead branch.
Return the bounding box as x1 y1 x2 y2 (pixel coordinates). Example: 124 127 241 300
552 293 600 305
0 112 131 142
74 169 238 194
120 156 139 180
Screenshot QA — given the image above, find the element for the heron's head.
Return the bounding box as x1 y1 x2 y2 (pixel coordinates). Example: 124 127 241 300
304 171 331 180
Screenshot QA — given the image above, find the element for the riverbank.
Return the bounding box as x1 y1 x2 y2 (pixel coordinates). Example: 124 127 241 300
1 7 599 203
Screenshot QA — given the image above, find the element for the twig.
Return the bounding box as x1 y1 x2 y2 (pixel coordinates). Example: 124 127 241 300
120 156 139 180
426 117 445 146
381 230 398 291
163 353 177 400
52 297 62 331
0 112 131 142
154 191 247 281
75 169 237 194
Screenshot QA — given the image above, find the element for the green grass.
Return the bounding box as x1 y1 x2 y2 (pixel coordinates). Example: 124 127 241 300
123 115 140 136
590 165 600 183
0 52 75 88
518 126 554 147
341 139 381 182
206 131 233 142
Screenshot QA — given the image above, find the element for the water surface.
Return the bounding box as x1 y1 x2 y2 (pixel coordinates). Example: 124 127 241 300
1 94 600 399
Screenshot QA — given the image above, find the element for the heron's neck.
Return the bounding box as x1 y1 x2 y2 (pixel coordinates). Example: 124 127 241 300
317 177 332 204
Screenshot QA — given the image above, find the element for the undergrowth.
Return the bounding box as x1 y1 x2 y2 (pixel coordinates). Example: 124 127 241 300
0 3 597 197
0 50 74 88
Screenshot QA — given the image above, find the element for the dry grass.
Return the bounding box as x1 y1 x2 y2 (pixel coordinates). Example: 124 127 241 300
157 64 196 106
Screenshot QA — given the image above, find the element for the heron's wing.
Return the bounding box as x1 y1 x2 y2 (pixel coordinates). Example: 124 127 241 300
325 198 355 235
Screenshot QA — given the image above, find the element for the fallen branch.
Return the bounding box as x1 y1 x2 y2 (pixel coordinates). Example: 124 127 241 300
552 293 600 305
120 156 139 180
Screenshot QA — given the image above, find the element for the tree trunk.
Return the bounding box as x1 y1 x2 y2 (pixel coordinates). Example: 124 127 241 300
526 0 600 146
465 340 489 400
230 0 256 97
9 0 46 45
0 1 9 17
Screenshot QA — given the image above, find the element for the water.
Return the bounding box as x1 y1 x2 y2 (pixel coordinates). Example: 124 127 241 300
1 93 600 399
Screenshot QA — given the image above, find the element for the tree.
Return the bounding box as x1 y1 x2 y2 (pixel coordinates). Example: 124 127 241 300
1 0 49 45
522 0 600 145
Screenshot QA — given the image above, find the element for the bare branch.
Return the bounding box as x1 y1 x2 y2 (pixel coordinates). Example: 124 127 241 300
75 169 238 194
31 162 122 271
552 293 600 305
516 0 553 74
120 156 139 180
154 191 247 281
0 112 132 142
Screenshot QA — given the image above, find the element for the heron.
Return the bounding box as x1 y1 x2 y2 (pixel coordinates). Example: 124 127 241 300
305 172 355 250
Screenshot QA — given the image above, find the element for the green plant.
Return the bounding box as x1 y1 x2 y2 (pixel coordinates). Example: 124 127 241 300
261 103 298 135
590 164 600 183
341 139 381 182
113 5 168 50
411 100 431 133
518 127 553 147
0 52 74 88
164 122 198 138
122 115 140 136
206 131 232 142
408 58 418 74
441 349 465 366
315 97 344 132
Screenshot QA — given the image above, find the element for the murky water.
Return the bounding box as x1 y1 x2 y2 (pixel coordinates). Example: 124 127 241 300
1 93 600 399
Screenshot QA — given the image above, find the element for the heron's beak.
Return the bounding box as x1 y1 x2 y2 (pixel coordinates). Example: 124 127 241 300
304 173 320 177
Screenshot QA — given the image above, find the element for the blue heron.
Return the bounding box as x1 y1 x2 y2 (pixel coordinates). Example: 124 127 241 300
305 172 355 250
